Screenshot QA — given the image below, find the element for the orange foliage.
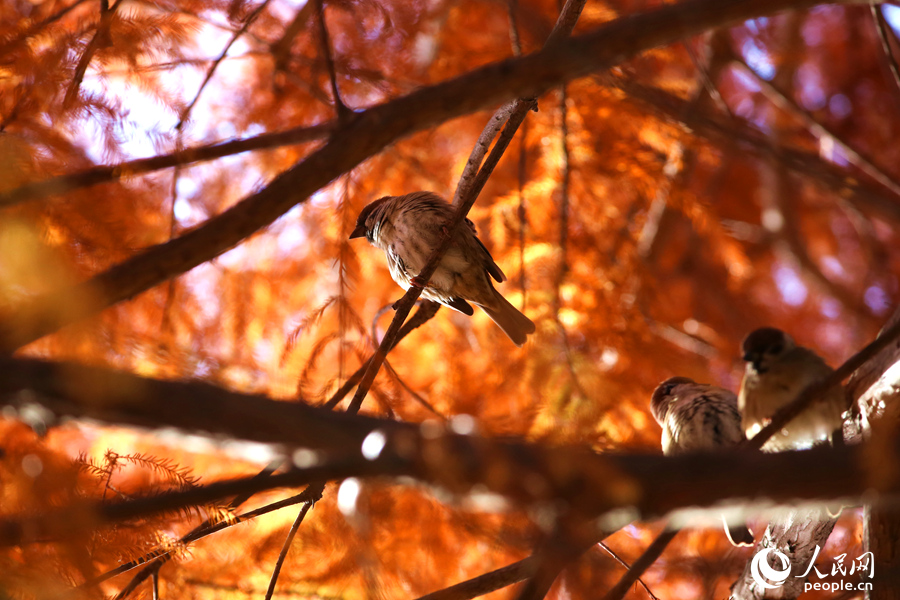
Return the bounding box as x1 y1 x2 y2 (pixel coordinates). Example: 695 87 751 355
0 0 896 598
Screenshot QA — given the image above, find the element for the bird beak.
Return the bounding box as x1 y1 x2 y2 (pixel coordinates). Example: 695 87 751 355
742 352 753 362
349 225 367 240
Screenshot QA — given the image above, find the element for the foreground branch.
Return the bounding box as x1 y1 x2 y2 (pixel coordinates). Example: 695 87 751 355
2 420 897 547
0 0 851 353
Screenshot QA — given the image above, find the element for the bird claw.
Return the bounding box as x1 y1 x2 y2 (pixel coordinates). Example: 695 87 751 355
409 275 427 289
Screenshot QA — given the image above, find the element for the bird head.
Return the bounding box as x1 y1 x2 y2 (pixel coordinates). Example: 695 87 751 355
350 196 393 243
741 327 795 373
650 376 696 425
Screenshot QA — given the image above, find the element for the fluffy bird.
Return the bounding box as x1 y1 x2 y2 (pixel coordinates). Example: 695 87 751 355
350 191 535 346
650 376 755 547
739 327 847 451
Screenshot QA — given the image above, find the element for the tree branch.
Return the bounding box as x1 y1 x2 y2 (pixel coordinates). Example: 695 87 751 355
600 527 678 600
2 424 897 549
0 122 333 208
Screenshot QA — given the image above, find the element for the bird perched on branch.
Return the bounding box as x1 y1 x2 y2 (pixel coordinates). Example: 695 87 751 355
739 327 847 452
650 376 755 547
350 191 535 346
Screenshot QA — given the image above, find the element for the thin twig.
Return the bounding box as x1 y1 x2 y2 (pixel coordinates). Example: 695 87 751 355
323 301 440 410
64 0 119 107
95 461 285 595
748 315 900 449
369 302 445 418
871 4 900 99
0 122 332 208
176 0 272 130
314 0 350 119
552 83 589 401
517 118 529 310
264 484 323 600
600 527 678 600
732 54 900 200
681 40 731 115
595 542 659 600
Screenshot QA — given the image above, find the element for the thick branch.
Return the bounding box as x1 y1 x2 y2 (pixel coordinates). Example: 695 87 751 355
1 421 897 547
0 357 404 451
0 0 849 353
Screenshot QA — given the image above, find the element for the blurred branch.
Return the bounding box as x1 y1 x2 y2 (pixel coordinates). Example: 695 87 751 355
508 0 524 56
0 122 333 208
416 557 537 600
515 518 604 600
517 119 529 309
0 357 403 451
314 0 350 119
871 4 900 100
271 1 315 73
731 53 900 201
607 76 900 222
2 427 895 548
63 0 120 107
0 0 846 353
600 527 678 600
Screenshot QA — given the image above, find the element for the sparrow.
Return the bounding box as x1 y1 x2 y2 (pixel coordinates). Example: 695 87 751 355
739 327 847 452
350 191 535 346
651 376 755 547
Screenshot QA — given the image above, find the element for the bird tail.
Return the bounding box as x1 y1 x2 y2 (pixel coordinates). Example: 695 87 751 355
480 290 536 347
722 516 755 547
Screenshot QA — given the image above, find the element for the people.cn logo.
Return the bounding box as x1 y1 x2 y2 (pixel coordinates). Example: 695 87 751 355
750 548 792 589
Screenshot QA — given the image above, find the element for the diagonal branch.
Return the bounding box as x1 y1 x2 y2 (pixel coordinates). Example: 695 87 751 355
0 0 855 354
415 557 537 600
313 0 350 119
0 122 332 208
270 1 315 74
871 4 900 99
732 52 900 200
81 484 322 589
63 0 120 107
600 527 678 600
263 483 324 600
110 461 286 599
748 314 900 450
176 0 273 130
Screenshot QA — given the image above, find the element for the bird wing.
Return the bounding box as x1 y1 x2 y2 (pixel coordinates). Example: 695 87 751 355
465 219 506 283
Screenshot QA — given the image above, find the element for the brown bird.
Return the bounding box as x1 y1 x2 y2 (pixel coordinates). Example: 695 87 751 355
651 376 755 547
739 327 847 452
350 191 535 346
